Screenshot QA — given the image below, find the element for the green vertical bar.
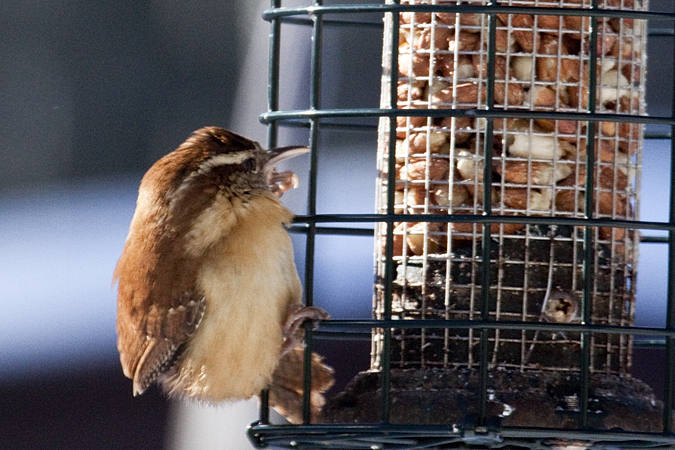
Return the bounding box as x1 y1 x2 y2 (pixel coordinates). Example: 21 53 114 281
381 0 400 425
260 0 283 425
266 0 281 150
478 1 498 427
580 0 600 429
302 0 324 425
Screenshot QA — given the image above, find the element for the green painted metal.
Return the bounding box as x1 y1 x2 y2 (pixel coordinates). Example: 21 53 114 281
258 1 675 448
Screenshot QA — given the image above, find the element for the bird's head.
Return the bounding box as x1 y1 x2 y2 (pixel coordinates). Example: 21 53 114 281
122 127 308 259
135 127 306 221
168 127 308 202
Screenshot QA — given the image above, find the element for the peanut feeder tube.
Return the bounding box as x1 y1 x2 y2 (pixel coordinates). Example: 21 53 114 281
323 0 667 432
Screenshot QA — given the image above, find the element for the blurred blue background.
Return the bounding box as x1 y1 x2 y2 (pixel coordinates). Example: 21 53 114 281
0 0 673 449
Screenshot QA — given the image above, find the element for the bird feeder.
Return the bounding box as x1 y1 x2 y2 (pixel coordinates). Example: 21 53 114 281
250 1 675 448
326 0 661 432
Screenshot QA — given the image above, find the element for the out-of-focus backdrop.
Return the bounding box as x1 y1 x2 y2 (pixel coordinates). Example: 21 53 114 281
0 0 673 449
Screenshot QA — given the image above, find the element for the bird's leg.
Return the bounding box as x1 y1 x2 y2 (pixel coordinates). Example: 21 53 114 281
268 170 299 198
280 303 329 357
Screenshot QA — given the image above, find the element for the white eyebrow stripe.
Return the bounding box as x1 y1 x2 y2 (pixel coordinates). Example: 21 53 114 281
172 151 254 202
199 152 252 172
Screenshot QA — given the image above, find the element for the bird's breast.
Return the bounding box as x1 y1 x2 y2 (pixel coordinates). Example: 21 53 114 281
162 196 301 402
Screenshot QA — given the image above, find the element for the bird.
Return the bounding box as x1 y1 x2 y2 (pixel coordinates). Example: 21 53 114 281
114 126 334 423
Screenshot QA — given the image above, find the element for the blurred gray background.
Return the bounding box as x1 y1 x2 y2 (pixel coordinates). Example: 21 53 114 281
0 0 381 448
0 0 673 449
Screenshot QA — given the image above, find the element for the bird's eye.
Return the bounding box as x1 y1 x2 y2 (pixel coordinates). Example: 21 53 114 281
241 158 256 172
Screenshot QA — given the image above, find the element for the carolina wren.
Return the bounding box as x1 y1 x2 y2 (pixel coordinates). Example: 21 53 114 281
114 127 333 423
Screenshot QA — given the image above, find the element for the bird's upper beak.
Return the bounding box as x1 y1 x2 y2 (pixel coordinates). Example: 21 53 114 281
264 146 310 172
264 146 310 198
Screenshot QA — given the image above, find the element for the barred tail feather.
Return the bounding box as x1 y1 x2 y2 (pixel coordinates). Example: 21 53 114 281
268 347 334 424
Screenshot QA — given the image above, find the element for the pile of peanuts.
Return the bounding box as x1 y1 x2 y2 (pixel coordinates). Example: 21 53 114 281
387 0 645 257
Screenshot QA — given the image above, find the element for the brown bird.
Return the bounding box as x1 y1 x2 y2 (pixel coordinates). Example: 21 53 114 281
114 127 334 423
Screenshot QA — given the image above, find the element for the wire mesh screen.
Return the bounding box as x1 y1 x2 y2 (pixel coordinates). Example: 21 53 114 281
372 0 645 376
249 1 675 449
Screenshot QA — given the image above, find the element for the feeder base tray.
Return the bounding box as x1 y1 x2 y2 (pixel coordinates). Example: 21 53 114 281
323 368 665 432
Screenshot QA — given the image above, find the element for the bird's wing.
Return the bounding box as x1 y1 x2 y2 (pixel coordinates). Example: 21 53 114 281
115 217 206 395
131 292 206 395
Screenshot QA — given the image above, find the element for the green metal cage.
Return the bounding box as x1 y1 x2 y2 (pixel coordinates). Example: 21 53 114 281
248 1 675 448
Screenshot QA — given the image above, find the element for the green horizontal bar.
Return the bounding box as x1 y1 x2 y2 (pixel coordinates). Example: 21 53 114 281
273 17 672 36
634 338 668 348
271 16 383 28
274 119 671 139
262 108 675 127
263 4 675 22
502 426 675 445
249 422 675 446
314 331 671 346
646 132 673 139
273 118 376 131
288 224 672 244
292 213 675 232
650 28 675 37
315 318 675 338
313 330 372 341
286 224 374 236
271 15 672 38
642 235 669 243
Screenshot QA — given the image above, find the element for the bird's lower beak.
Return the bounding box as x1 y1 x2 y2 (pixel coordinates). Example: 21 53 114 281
264 146 310 198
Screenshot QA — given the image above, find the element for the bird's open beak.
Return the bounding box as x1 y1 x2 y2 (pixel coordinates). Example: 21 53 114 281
264 146 310 171
264 146 310 198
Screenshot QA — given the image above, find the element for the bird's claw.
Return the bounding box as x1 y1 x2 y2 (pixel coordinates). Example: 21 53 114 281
280 304 329 357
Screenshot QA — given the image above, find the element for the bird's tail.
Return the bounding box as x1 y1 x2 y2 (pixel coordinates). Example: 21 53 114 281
268 346 334 424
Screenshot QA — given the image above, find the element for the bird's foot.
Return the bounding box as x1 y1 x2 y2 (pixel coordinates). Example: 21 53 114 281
280 304 329 357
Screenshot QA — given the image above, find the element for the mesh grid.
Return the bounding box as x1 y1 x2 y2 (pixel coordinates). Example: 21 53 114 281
249 1 675 448
373 0 647 374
